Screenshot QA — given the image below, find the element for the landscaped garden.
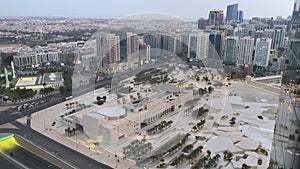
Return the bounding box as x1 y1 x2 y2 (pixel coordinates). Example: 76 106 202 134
147 120 173 135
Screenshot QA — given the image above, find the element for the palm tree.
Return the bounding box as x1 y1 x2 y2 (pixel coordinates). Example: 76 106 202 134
145 142 153 152
96 96 101 101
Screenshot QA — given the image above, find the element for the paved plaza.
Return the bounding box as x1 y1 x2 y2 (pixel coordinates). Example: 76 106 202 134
22 79 278 169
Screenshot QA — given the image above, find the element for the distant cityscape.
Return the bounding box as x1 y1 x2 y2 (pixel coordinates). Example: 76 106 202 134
0 1 299 169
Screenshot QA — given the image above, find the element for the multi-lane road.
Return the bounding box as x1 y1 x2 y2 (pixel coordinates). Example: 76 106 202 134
0 121 112 169
1 143 60 169
0 153 23 169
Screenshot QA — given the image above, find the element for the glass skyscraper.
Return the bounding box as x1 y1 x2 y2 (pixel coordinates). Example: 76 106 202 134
224 36 238 65
270 1 300 168
292 0 300 25
208 31 222 60
226 4 238 24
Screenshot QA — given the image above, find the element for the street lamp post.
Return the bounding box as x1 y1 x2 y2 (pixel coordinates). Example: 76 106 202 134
115 154 118 168
76 134 78 149
44 119 46 132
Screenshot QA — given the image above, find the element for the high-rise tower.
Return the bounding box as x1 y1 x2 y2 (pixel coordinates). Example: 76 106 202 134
198 18 208 30
271 26 286 49
96 33 120 69
208 31 223 60
294 0 300 12
208 10 224 27
237 37 254 65
224 36 238 65
254 38 272 67
270 1 300 168
226 4 239 24
127 32 140 64
238 10 244 23
292 0 300 26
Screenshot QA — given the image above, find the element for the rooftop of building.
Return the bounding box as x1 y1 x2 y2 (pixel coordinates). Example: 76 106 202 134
14 75 43 87
43 72 63 83
97 107 126 118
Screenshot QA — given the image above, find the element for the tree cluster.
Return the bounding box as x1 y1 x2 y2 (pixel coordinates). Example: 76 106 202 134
123 139 153 158
198 86 214 95
96 95 107 105
146 120 173 135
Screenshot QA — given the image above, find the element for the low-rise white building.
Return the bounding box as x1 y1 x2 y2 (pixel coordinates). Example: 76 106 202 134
61 85 193 145
13 46 60 67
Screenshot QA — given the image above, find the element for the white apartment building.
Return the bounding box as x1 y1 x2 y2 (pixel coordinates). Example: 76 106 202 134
188 33 209 60
237 36 254 65
139 43 151 64
127 32 140 64
61 85 193 145
271 25 286 49
254 38 272 67
13 46 59 67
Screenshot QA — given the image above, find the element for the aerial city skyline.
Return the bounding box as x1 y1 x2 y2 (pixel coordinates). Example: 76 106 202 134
0 1 299 169
0 0 295 19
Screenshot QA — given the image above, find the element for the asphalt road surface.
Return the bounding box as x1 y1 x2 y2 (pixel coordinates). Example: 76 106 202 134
1 144 60 169
0 153 22 169
0 122 112 169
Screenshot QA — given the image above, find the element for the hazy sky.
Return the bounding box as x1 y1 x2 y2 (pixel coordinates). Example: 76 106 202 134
0 0 295 19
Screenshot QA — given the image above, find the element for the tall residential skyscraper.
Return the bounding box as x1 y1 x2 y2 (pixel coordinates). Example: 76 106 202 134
208 31 223 60
271 26 286 49
167 34 176 54
161 34 169 52
139 43 151 64
199 33 209 60
188 34 200 59
155 33 162 50
237 36 254 65
96 33 120 68
175 34 182 56
254 38 272 67
127 32 140 63
208 10 224 26
180 33 190 58
224 36 238 65
187 33 209 60
226 4 239 24
143 34 156 48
